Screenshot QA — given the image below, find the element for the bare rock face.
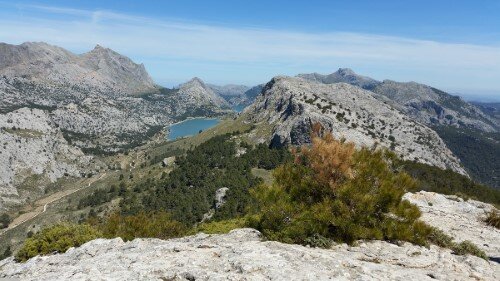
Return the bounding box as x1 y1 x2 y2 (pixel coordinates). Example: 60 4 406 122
1 192 498 280
1 217 498 280
173 78 231 117
245 76 466 175
298 69 499 132
405 191 500 257
0 108 92 210
0 42 156 94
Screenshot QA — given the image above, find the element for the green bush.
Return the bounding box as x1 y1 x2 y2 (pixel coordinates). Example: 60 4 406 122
15 223 102 262
427 227 454 248
483 210 500 229
190 217 247 235
451 240 487 260
0 213 10 229
96 212 187 241
248 131 488 259
249 132 432 246
303 233 333 248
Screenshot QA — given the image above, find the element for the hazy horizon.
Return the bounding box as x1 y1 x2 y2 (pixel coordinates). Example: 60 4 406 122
1 1 500 102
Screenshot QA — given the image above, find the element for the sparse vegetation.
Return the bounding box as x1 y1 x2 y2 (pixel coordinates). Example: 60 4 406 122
93 212 187 241
0 213 11 229
483 210 500 229
451 240 487 260
402 160 500 207
15 223 102 262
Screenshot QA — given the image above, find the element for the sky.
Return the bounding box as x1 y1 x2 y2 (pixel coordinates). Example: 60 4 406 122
1 1 500 101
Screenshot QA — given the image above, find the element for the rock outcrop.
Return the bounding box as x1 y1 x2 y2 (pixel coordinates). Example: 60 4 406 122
244 76 466 174
405 191 500 257
0 108 93 210
299 68 499 132
1 191 499 280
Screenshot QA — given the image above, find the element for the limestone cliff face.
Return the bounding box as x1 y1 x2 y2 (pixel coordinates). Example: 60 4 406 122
0 42 156 95
299 68 499 132
1 192 498 280
0 108 93 210
245 76 466 175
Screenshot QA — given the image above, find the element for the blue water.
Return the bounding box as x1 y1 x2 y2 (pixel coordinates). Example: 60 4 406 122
233 104 247 113
166 118 220 141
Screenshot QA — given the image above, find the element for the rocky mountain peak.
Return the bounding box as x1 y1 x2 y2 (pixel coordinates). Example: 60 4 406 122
245 76 466 174
297 69 380 89
336 67 356 76
0 41 157 95
183 77 207 88
176 77 230 110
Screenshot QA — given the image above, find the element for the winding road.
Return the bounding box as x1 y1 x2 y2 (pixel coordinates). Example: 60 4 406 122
1 173 107 235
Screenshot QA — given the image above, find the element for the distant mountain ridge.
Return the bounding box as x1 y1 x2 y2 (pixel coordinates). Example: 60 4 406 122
298 68 379 90
242 76 466 175
208 83 264 108
298 68 499 132
0 42 157 95
297 69 500 188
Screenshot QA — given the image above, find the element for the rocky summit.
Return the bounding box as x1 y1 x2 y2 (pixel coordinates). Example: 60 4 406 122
299 69 499 132
1 191 498 280
244 76 466 174
0 42 156 95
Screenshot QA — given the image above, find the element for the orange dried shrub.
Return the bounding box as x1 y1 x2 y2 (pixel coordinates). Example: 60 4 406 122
296 123 355 190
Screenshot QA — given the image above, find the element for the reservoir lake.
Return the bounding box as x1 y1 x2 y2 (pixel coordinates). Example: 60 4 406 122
166 118 220 141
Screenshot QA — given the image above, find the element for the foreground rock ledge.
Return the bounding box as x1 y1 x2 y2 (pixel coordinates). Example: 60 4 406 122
1 191 499 280
0 228 497 280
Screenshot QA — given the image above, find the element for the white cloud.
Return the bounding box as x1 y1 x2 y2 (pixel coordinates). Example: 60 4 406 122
0 4 499 98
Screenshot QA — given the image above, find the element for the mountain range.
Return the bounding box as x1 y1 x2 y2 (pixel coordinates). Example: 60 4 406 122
0 42 499 277
1 42 500 211
0 42 232 209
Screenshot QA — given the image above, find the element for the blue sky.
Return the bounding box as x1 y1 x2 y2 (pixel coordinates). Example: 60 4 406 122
1 1 500 101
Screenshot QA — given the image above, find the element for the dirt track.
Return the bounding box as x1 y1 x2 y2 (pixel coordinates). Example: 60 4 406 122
1 173 106 235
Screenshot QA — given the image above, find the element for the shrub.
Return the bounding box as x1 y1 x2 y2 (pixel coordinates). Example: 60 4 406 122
249 130 431 246
190 217 247 235
483 210 500 229
0 213 11 229
303 233 333 248
96 212 187 241
451 240 488 260
427 227 454 248
15 223 101 262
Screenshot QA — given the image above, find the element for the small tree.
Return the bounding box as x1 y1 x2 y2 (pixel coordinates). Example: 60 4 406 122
0 213 11 229
249 127 432 246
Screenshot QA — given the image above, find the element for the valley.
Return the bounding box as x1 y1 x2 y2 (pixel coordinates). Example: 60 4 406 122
0 41 499 280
